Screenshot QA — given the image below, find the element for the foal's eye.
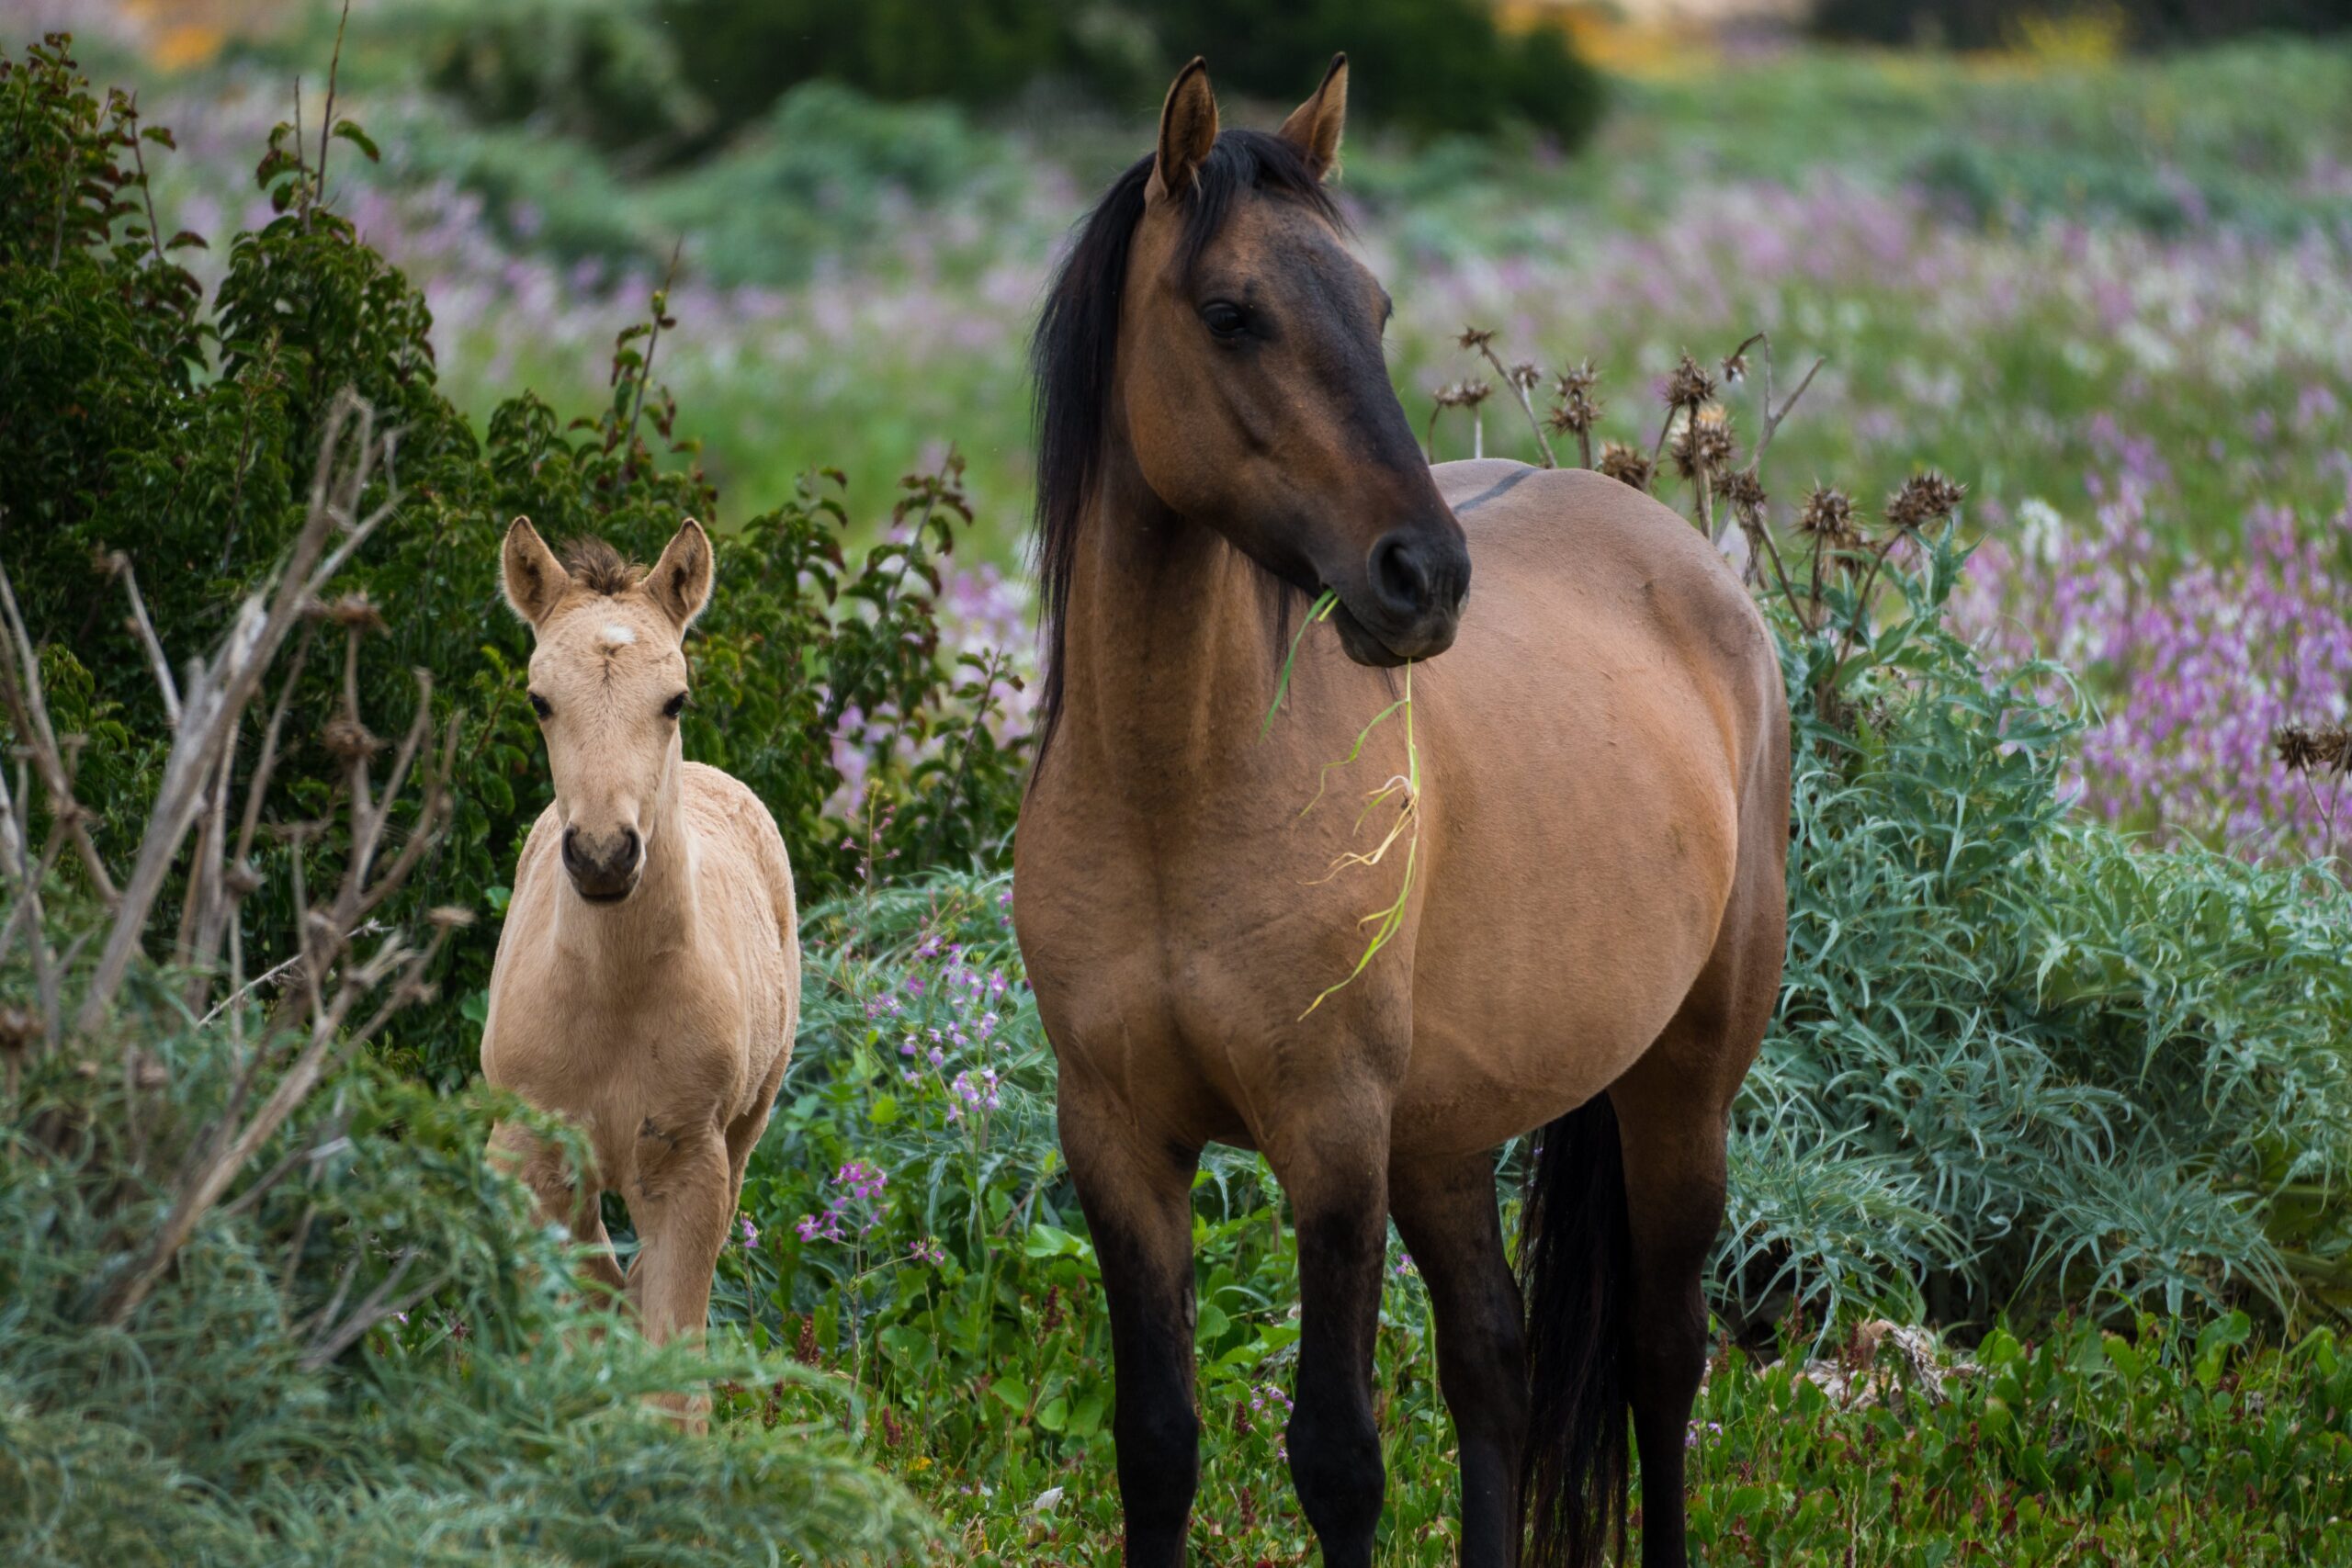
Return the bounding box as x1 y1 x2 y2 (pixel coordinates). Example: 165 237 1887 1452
527 693 552 719
662 691 689 719
1200 300 1248 342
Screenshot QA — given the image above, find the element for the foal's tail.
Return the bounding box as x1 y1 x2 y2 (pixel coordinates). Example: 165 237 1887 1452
1519 1091 1632 1567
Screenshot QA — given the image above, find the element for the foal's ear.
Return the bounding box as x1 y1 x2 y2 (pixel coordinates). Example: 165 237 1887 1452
1277 52 1348 180
1148 57 1218 203
501 517 568 629
646 518 714 630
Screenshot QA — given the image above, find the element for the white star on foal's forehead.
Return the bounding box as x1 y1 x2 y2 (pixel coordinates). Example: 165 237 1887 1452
599 623 636 649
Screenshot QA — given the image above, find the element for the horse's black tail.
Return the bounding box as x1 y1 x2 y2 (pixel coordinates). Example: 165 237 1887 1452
1518 1091 1632 1567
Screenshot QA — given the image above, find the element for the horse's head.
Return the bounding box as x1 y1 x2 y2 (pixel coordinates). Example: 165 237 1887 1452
499 518 711 906
1116 56 1469 667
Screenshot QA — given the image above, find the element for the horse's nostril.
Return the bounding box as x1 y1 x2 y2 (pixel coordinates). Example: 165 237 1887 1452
620 829 642 871
1371 533 1429 614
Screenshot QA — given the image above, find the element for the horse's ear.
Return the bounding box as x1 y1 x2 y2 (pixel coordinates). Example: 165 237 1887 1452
1148 57 1218 203
501 517 568 628
1277 53 1348 180
647 518 714 629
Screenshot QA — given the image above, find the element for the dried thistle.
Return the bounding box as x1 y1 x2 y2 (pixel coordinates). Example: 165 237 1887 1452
1884 471 1967 532
1506 360 1542 392
1447 378 1494 410
1721 345 1750 384
1720 466 1768 518
1597 442 1657 493
1671 404 1736 481
1555 361 1599 398
1456 325 1498 352
2277 722 2352 774
1663 350 1716 412
1797 485 1860 546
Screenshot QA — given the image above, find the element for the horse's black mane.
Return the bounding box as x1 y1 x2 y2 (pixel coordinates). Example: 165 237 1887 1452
1029 128 1343 758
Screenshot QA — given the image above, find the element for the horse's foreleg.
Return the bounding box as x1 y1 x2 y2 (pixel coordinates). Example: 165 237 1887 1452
1271 1108 1392 1568
488 1119 623 1301
624 1121 731 1429
1390 1151 1528 1568
1060 1088 1201 1568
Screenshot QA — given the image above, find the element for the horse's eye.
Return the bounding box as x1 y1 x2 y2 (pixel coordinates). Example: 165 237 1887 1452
527 693 552 719
662 691 689 719
1200 300 1247 342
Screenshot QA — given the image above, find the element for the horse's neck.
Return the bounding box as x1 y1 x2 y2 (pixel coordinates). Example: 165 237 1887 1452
1058 453 1286 791
555 781 701 964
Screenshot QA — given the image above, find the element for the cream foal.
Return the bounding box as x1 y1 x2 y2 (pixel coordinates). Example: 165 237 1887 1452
481 518 797 1382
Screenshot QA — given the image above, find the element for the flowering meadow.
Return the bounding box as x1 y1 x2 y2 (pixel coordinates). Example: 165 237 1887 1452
9 10 2352 1564
85 20 2352 865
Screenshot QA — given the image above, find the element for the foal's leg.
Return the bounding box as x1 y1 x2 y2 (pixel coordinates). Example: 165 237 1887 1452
1390 1152 1528 1568
625 1118 733 1427
1060 1088 1202 1568
488 1119 624 1300
1269 1107 1393 1568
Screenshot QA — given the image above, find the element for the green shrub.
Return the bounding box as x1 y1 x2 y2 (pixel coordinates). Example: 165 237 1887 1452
1733 528 2352 1331
0 950 931 1565
0 35 1028 1085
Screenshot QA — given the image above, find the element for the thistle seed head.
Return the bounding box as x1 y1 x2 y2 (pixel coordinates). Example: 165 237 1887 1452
1597 442 1657 493
1671 404 1736 480
2276 722 2352 774
1548 384 1601 435
1885 471 1967 532
1456 325 1497 351
1720 466 1768 517
1435 378 1494 410
1663 350 1716 412
1797 485 1860 546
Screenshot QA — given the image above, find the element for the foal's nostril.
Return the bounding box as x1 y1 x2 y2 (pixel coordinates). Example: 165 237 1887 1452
560 826 587 878
1370 533 1430 616
618 828 642 874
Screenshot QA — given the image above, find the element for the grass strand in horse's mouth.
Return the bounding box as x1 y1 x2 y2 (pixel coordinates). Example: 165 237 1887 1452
1261 592 1425 1016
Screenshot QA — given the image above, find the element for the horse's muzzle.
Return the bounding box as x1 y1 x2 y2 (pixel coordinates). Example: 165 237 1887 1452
562 824 642 904
1335 525 1470 665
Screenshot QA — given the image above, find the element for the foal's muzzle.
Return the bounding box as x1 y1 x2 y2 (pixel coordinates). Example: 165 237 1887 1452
1336 524 1471 666
562 824 642 904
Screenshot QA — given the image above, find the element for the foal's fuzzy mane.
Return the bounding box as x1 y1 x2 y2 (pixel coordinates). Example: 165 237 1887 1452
562 537 643 597
1029 128 1343 759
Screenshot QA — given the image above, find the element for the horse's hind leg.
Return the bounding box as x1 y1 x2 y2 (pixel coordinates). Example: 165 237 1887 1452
1390 1151 1528 1568
1608 874 1781 1568
1060 1086 1202 1568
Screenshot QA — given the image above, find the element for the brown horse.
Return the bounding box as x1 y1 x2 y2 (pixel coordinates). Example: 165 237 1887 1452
1012 56 1789 1568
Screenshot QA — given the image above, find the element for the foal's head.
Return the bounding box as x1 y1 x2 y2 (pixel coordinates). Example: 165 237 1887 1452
1035 54 1470 722
500 518 713 905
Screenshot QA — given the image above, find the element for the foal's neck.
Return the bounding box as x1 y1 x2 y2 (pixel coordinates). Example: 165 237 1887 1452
556 767 701 962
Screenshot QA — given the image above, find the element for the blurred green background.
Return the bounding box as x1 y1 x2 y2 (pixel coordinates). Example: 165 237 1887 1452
39 0 2351 570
